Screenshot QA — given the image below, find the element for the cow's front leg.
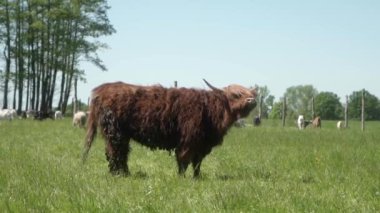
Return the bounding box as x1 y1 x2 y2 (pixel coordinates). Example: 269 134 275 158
191 155 204 178
177 161 189 176
175 148 190 176
192 147 211 178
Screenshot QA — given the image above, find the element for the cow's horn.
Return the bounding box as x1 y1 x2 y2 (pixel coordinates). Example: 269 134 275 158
203 79 221 92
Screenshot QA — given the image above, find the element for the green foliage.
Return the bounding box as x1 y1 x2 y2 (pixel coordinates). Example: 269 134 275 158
1 119 379 212
268 100 283 119
251 85 274 118
265 95 275 108
64 100 89 116
315 91 343 120
283 85 318 119
349 90 380 120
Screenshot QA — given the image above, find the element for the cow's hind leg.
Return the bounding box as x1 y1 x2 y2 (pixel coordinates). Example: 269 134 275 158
106 138 131 176
101 110 130 176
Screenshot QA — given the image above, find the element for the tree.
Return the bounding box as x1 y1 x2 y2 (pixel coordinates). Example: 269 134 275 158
283 85 318 119
65 98 88 116
268 100 283 119
250 85 274 119
0 0 115 113
14 0 27 113
0 0 13 109
314 92 343 120
265 95 275 109
348 90 380 120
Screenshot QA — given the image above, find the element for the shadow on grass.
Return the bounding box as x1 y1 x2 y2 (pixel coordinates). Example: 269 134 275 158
131 170 149 179
106 170 278 181
217 174 237 181
105 170 150 179
217 168 275 181
216 173 256 181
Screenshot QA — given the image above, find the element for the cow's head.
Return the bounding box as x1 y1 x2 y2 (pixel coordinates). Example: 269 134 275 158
203 79 257 119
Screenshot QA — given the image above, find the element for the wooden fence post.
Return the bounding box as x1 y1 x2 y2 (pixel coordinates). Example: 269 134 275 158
361 89 365 131
345 95 348 128
282 96 286 127
74 76 78 113
72 98 76 115
311 96 315 119
259 95 263 119
174 81 178 88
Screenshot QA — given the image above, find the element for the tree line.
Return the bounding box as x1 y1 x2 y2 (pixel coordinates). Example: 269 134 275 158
255 85 380 121
0 0 114 114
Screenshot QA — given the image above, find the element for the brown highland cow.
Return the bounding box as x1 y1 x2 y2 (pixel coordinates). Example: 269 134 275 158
312 116 321 128
83 80 257 177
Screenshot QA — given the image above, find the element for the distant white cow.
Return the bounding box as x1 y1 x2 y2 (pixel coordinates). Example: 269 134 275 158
55 111 63 120
297 115 305 129
337 121 343 129
0 109 14 121
9 109 17 118
234 118 246 128
73 111 86 128
26 110 36 119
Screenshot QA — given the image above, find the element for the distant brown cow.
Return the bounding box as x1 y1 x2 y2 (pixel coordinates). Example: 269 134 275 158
312 116 321 128
83 80 257 177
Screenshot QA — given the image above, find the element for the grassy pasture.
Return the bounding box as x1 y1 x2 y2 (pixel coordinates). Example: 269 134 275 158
0 118 379 212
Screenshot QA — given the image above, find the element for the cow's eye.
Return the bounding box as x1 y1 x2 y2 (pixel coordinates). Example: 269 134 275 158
246 98 254 103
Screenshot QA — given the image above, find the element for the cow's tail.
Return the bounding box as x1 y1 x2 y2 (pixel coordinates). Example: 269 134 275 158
82 96 98 163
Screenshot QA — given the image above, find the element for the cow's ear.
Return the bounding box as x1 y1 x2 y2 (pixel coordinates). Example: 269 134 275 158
251 86 258 98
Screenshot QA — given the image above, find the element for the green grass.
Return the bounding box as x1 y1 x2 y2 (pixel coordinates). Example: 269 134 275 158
0 118 379 212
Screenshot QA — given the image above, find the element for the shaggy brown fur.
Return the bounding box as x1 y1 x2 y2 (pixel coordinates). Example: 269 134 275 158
83 80 257 177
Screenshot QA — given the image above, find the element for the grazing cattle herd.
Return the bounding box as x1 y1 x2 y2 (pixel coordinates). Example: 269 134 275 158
0 108 87 127
1 80 354 178
34 110 55 120
0 109 15 121
297 115 322 130
2 105 333 133
297 115 305 129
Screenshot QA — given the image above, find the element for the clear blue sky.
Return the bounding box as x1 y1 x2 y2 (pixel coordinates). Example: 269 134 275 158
79 0 380 103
